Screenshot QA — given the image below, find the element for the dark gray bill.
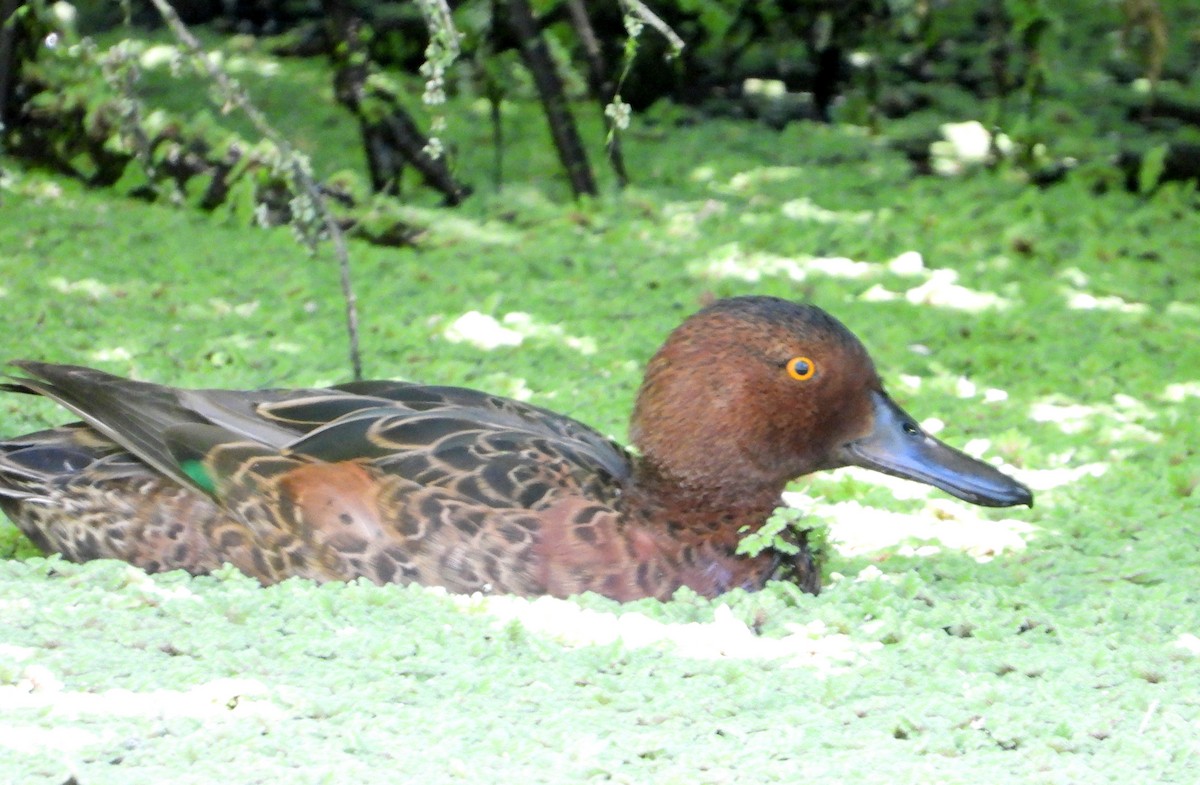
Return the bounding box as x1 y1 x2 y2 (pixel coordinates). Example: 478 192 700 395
838 391 1033 508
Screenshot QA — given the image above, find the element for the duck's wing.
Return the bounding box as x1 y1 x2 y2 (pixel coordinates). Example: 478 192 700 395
327 380 630 478
4 362 333 489
0 423 142 503
5 363 633 510
257 382 634 509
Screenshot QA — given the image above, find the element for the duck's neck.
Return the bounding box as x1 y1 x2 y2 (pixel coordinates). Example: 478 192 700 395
622 459 785 542
607 459 799 598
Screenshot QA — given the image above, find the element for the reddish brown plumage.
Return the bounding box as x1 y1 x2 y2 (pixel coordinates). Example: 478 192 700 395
631 298 881 509
0 296 1031 600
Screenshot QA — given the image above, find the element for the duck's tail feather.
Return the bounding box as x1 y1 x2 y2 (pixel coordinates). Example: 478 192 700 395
6 361 209 490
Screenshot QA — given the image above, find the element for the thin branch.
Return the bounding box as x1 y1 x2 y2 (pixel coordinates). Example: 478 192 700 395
618 0 685 56
0 0 27 132
507 0 597 197
565 0 628 187
146 0 363 380
322 3 470 204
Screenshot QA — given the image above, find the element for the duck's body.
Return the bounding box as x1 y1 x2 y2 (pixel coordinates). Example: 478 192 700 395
0 297 1031 600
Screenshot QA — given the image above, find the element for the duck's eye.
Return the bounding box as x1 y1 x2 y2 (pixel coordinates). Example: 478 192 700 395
786 356 816 381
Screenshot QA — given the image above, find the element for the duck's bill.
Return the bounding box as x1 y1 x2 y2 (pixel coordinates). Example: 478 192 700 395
837 391 1033 508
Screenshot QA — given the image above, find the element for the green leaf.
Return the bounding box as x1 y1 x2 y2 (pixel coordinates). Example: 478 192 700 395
736 506 806 557
1138 144 1169 194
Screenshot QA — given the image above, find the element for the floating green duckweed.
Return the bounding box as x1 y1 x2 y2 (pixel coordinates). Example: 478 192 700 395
2 22 1200 784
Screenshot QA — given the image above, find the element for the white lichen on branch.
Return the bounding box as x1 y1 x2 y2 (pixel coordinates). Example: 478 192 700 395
606 0 685 143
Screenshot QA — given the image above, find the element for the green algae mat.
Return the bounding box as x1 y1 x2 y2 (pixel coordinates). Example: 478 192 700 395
2 116 1200 782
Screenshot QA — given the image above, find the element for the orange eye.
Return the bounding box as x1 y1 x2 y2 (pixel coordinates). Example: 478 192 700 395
786 356 816 381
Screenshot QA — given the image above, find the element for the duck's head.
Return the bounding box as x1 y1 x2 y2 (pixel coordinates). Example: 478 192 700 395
630 296 1032 508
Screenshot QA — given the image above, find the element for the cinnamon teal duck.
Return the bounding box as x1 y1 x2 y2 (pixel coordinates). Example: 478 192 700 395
0 297 1031 601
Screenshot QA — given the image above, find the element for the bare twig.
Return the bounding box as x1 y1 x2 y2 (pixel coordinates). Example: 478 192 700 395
617 0 685 56
0 0 28 132
565 0 628 187
1138 698 1160 735
146 0 363 380
322 2 470 204
506 0 597 197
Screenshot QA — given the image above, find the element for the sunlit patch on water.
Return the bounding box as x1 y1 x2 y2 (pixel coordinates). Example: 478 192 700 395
723 166 806 191
690 243 873 283
661 198 727 237
444 311 524 350
1174 634 1200 657
88 347 133 363
1163 381 1200 402
207 298 260 318
47 277 115 300
443 311 596 355
787 491 1035 563
451 593 881 673
473 374 535 402
0 674 282 719
781 197 874 225
901 268 1011 311
0 656 284 755
1064 289 1148 314
694 245 1010 313
1030 394 1160 442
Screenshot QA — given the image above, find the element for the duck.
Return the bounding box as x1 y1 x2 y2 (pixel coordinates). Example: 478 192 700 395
0 296 1031 601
